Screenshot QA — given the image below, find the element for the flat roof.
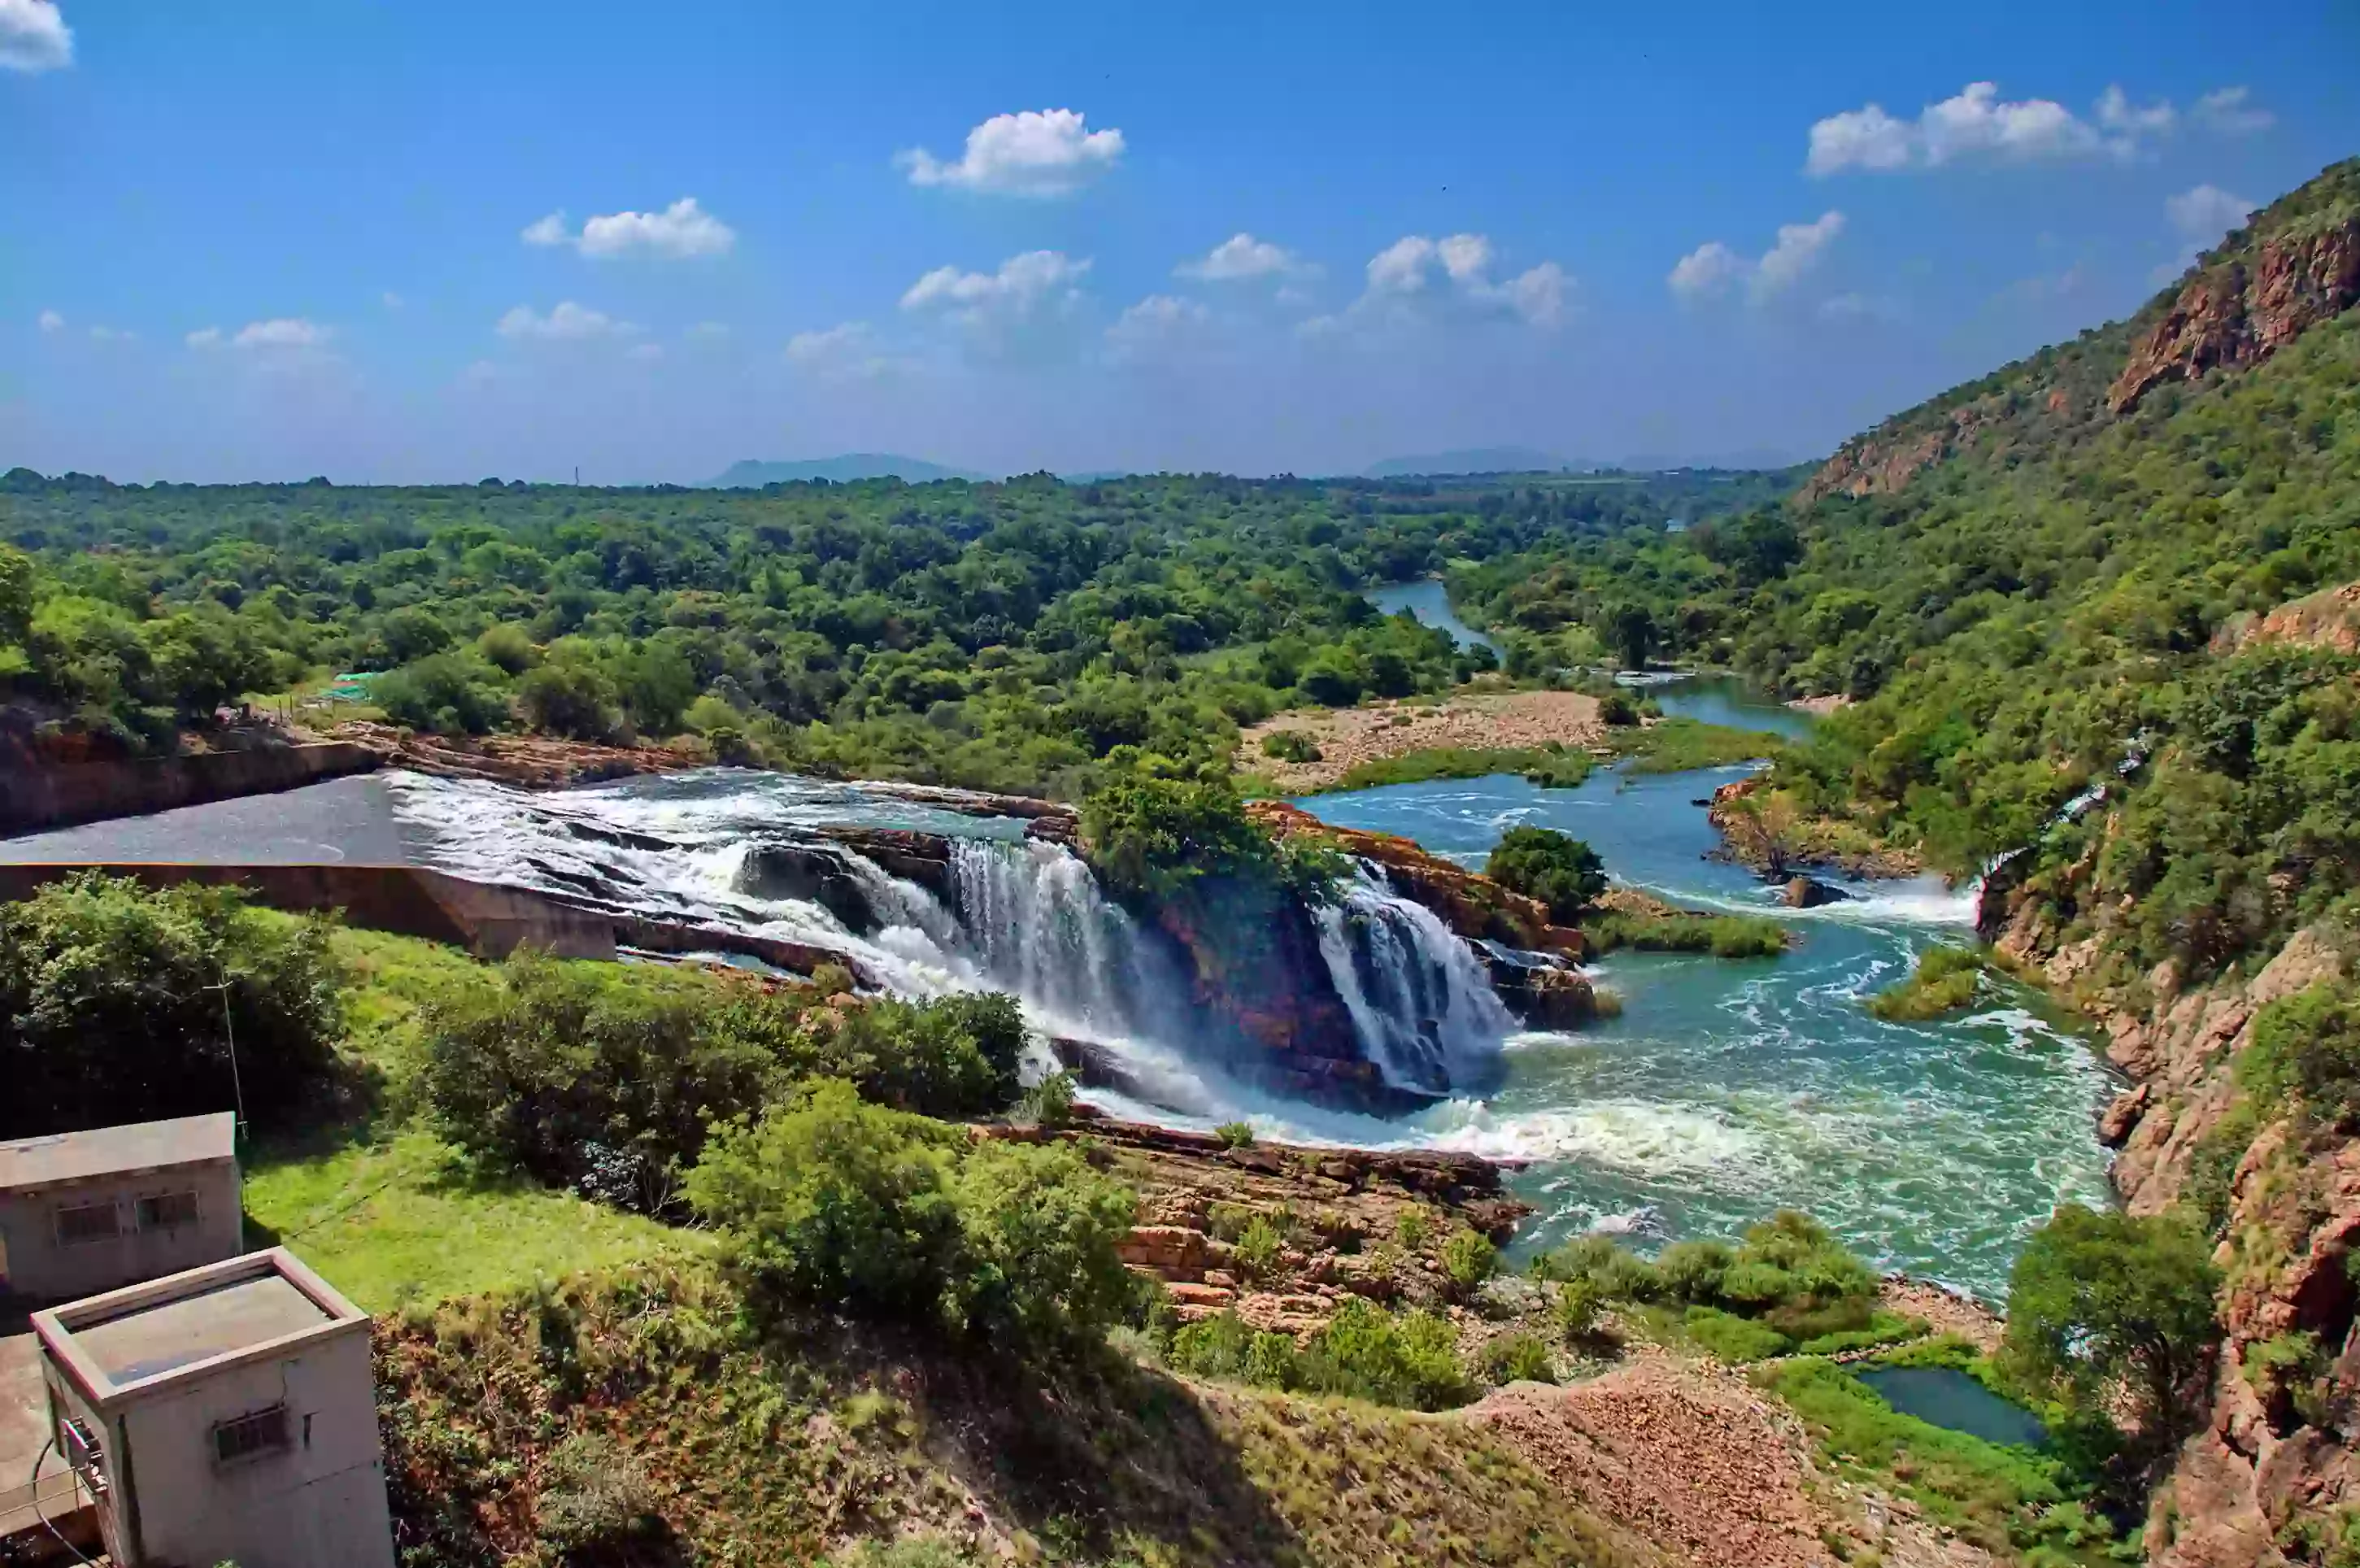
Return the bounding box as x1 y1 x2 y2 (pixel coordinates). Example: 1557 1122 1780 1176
0 1113 236 1192
72 1274 330 1383
33 1248 367 1409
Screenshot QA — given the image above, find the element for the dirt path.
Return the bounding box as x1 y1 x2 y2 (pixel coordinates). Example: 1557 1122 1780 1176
1470 1350 2006 1568
1239 690 1605 792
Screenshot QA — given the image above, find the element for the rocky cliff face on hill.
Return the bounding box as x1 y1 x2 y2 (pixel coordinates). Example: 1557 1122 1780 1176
1982 865 2360 1566
1794 158 2359 515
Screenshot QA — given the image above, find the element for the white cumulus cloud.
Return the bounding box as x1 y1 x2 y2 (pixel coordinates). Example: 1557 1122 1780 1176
1105 294 1213 361
233 318 329 349
1177 233 1309 282
495 302 637 341
900 250 1092 327
0 0 72 72
185 327 222 349
2166 183 2257 242
523 198 734 259
1343 233 1566 328
37 309 63 333
898 109 1124 197
1808 82 2176 175
2194 86 2274 136
1669 212 1846 304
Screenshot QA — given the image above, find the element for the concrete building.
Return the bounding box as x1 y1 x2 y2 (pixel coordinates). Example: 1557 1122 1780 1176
33 1248 395 1568
0 1113 243 1304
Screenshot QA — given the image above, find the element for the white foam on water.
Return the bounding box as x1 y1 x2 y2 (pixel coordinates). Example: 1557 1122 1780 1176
1409 1096 1781 1181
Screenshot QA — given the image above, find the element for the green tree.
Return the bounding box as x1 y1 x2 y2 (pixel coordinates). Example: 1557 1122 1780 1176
1484 826 1608 921
374 651 510 735
2001 1204 2221 1434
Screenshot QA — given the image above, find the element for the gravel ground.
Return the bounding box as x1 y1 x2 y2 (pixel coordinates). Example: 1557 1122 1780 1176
1239 690 1605 792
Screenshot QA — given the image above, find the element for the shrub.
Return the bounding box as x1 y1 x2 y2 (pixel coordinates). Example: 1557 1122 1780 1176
818 992 1026 1119
516 654 624 742
1483 1332 1559 1385
2001 1204 2221 1438
1233 1217 1285 1279
1021 1069 1078 1130
1295 1299 1477 1411
1597 691 1639 726
1683 1306 1792 1362
1554 1278 1605 1341
0 873 345 1139
475 622 538 675
1484 827 1609 922
1080 764 1279 902
688 1084 1138 1348
947 1139 1139 1347
1530 1234 1664 1301
1867 946 1988 1021
1443 1229 1499 1296
1259 730 1322 764
373 651 511 735
418 952 784 1204
534 1431 660 1553
686 1082 967 1322
1579 909 1790 959
1396 1207 1434 1249
1654 1239 1734 1303
809 961 856 996
1214 1120 1257 1149
2241 981 2360 1127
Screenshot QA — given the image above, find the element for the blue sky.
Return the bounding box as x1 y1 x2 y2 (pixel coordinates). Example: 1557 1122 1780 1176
5 0 2355 483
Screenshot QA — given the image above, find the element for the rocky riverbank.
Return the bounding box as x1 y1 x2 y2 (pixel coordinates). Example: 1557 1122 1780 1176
1705 774 1924 881
1980 856 2358 1566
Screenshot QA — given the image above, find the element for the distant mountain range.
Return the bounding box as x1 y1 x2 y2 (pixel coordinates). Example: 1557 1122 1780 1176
707 454 991 486
1361 446 1577 477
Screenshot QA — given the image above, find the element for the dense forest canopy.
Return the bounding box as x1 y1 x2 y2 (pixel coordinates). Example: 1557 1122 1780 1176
0 464 1787 794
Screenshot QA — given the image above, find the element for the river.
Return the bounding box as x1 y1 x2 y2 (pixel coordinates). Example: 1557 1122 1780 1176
2 759 2114 1304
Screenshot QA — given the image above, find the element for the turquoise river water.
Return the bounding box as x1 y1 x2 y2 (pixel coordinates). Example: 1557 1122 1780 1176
1319 581 2118 1301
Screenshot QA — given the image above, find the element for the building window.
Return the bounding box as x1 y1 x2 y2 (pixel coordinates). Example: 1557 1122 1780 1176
53 1201 120 1246
211 1404 291 1466
136 1190 200 1231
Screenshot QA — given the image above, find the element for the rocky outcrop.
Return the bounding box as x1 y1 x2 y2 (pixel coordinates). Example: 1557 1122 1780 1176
1705 775 1922 881
334 721 689 788
1248 800 1586 957
2211 580 2360 658
1793 397 2000 508
2108 218 2360 416
1980 848 2360 1565
1780 876 1847 909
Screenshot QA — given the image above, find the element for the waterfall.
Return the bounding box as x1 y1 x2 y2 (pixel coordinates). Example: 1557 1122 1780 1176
1313 865 1517 1095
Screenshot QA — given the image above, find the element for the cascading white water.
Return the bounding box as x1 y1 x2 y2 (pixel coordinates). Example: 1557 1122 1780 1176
943 837 1192 1046
1313 865 1517 1094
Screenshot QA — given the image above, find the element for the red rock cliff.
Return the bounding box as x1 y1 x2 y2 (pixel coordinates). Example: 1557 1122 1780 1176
2109 221 2360 416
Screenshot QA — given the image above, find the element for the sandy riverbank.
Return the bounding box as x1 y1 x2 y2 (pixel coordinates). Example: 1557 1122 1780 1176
1238 690 1605 792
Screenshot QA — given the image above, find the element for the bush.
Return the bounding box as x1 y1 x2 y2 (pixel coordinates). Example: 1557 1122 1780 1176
1529 1234 1664 1300
1867 946 1988 1021
686 1082 967 1322
947 1139 1140 1347
475 622 538 675
0 873 345 1139
689 1084 1137 1348
516 654 624 742
1654 1239 1734 1302
1214 1120 1257 1149
1579 908 1789 958
1597 691 1639 726
1295 1299 1477 1410
374 651 512 735
2240 980 2360 1127
1259 730 1322 764
2001 1204 2221 1438
1682 1306 1792 1362
534 1431 660 1553
418 958 1025 1206
1482 1332 1559 1385
1021 1069 1077 1130
1232 1217 1286 1279
1554 1278 1605 1341
1485 827 1609 921
1080 764 1285 903
1396 1207 1434 1249
1443 1229 1499 1296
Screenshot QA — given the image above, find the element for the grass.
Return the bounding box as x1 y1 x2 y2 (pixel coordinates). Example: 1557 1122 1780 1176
379 1261 1645 1568
1608 718 1783 774
243 1129 706 1310
1757 1356 2120 1561
1317 745 1600 794
1579 909 1790 958
1866 946 1988 1021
